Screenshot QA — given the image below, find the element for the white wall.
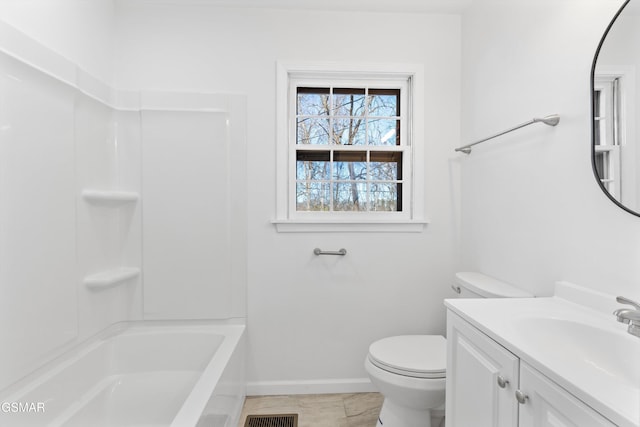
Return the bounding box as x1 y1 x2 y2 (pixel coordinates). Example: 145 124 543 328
0 0 115 83
460 0 640 300
114 3 461 392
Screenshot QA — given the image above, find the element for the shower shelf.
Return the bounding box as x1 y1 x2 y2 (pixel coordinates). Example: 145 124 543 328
84 267 140 290
82 189 139 206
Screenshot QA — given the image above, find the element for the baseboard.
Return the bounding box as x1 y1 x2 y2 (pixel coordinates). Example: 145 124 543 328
246 378 376 396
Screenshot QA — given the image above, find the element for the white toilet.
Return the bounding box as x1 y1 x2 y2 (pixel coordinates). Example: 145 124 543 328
365 272 532 427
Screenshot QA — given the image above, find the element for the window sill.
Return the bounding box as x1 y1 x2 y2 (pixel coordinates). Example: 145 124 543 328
271 219 428 233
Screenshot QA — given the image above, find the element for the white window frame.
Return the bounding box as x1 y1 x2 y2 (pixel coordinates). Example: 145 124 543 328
594 76 622 198
594 65 636 206
273 61 427 232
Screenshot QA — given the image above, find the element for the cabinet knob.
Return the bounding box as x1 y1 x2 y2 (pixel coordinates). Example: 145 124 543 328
515 390 529 404
496 375 509 388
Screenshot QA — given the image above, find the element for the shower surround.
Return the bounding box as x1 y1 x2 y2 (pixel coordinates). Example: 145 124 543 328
0 16 247 426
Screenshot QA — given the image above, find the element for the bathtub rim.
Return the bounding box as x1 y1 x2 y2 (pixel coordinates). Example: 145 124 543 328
171 322 245 426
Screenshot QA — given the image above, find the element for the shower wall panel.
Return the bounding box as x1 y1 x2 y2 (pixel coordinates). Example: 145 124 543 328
141 110 234 319
0 51 78 390
75 98 143 339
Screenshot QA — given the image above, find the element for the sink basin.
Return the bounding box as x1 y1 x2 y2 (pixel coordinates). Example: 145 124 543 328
513 317 640 388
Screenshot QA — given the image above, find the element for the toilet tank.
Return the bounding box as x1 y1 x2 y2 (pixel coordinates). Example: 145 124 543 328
454 272 533 298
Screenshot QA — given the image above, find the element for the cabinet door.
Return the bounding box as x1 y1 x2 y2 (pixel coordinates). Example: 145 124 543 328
446 311 520 427
518 362 616 427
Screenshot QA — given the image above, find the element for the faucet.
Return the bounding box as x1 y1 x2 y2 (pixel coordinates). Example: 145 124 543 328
614 296 640 338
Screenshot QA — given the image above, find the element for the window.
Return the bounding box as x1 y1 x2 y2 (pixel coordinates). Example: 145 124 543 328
275 62 426 232
594 75 622 197
296 86 403 212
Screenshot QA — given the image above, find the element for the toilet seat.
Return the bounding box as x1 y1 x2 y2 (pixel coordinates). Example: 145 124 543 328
367 335 446 379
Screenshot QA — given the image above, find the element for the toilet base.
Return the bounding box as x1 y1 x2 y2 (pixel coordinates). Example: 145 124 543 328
376 398 434 427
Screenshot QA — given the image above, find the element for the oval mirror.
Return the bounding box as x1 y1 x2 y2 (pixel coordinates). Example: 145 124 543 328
592 0 640 216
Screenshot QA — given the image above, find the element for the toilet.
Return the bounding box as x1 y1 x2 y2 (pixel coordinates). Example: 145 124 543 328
365 272 533 427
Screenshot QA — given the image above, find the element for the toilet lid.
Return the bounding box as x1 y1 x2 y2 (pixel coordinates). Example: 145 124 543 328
368 335 446 379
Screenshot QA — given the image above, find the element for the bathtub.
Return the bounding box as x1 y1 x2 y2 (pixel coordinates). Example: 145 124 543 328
0 321 245 427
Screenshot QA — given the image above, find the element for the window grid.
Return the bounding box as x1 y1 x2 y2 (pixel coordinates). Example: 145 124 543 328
295 149 404 212
294 85 406 213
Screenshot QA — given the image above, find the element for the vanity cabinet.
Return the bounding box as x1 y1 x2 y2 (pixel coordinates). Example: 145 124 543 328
446 311 616 427
445 310 519 426
518 362 615 427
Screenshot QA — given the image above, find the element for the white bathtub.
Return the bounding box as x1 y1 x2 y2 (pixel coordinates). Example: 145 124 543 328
0 321 245 427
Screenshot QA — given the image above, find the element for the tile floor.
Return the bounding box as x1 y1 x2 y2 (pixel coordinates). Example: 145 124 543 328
238 393 383 427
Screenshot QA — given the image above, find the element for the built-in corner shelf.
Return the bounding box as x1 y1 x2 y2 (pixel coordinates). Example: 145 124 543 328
82 189 139 206
84 267 140 290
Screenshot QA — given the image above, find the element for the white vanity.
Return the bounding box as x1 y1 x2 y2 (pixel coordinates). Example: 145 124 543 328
444 282 640 427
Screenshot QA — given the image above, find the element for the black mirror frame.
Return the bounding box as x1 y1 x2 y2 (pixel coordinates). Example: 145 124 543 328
590 0 638 217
